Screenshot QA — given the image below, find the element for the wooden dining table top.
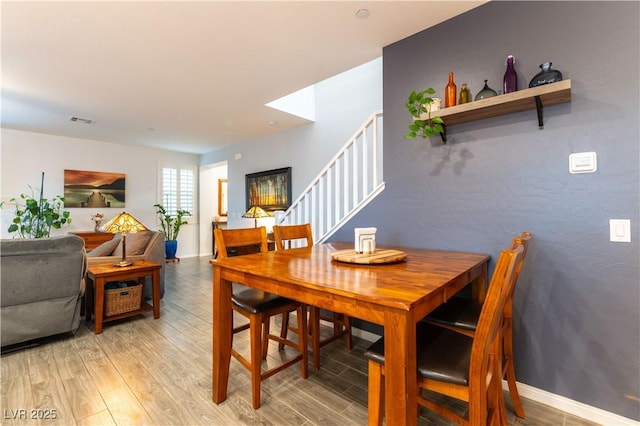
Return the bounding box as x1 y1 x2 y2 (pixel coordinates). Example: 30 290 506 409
211 242 490 320
210 241 490 425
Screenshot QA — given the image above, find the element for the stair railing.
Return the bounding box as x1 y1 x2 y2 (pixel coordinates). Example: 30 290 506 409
277 110 384 244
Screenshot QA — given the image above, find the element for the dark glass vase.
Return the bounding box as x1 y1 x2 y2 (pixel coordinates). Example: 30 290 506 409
475 80 498 101
503 55 517 93
529 62 563 88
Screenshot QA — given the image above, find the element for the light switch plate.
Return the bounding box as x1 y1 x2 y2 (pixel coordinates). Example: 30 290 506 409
569 152 597 174
610 219 631 242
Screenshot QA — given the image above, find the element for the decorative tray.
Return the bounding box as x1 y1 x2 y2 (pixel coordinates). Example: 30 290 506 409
331 248 407 264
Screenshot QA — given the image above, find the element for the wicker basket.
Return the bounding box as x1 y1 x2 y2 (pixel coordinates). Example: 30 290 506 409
104 282 143 317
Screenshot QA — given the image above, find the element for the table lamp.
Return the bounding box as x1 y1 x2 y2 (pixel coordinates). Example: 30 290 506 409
242 206 269 228
101 211 147 267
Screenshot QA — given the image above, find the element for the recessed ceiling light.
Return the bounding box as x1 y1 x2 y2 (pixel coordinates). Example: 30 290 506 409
355 9 369 19
268 120 277 126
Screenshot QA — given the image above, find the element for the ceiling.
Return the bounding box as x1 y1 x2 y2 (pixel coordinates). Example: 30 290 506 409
1 1 484 155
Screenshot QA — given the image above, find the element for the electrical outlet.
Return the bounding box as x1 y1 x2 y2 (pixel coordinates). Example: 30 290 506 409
610 219 631 242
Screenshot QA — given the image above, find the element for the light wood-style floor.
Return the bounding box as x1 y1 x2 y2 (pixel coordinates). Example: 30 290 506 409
1 256 601 425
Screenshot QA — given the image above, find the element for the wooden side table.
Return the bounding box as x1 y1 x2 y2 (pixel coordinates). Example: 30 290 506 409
69 231 114 250
85 260 162 334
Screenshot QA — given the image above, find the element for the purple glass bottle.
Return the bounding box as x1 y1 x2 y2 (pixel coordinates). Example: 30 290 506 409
503 55 517 93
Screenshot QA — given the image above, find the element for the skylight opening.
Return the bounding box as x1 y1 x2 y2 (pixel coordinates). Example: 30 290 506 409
266 85 315 122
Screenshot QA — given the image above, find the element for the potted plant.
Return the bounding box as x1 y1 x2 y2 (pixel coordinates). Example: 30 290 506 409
154 204 190 259
0 172 72 238
405 87 445 139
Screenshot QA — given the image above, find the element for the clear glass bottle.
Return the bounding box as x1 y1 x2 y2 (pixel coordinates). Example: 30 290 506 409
529 62 563 88
503 55 517 93
458 83 471 104
445 72 457 107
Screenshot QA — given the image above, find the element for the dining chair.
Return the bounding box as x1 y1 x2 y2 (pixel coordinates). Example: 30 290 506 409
364 242 525 426
273 223 352 370
423 231 532 418
214 226 308 409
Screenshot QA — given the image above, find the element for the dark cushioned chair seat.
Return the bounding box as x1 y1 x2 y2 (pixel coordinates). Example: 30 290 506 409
364 322 473 387
423 296 482 331
232 283 296 314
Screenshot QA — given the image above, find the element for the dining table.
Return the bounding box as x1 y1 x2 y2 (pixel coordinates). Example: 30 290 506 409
211 242 490 426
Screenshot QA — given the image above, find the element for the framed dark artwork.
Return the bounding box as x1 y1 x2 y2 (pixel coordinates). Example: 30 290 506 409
63 169 125 208
245 167 292 212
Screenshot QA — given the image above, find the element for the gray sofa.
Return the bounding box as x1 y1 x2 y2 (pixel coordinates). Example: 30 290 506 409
1 235 87 348
86 230 166 299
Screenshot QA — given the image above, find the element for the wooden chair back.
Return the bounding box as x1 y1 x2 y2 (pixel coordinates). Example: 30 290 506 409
466 242 525 424
273 224 313 250
214 226 268 259
504 231 532 318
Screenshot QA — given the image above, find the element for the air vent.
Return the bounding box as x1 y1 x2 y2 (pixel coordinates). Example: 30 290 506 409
70 116 95 125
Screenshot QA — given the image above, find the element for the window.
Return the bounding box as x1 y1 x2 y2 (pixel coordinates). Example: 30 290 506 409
159 164 197 221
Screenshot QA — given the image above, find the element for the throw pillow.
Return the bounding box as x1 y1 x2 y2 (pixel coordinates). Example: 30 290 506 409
87 237 120 257
112 231 153 257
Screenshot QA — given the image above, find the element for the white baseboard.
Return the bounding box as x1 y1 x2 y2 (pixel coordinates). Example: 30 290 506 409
351 326 638 425
504 378 639 425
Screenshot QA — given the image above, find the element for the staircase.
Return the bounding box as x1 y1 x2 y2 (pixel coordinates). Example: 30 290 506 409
276 110 384 243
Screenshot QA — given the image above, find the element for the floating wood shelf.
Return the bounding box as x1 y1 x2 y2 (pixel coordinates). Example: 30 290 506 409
419 79 572 142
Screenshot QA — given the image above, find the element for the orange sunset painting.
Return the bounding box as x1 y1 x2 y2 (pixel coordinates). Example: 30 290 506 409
64 170 125 208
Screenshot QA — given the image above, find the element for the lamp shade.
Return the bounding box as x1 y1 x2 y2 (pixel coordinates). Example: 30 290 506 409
242 206 269 219
101 212 147 234
100 212 147 267
242 206 269 228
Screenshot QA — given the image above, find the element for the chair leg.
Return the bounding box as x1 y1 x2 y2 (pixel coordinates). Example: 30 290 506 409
250 313 264 409
503 316 525 418
278 312 289 350
310 307 321 370
343 314 353 350
482 353 507 426
262 315 271 359
298 304 309 379
367 360 384 426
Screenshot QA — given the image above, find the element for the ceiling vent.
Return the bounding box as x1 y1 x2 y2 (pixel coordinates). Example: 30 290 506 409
70 116 95 125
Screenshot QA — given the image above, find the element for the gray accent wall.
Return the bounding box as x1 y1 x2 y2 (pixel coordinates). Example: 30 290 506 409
330 1 639 420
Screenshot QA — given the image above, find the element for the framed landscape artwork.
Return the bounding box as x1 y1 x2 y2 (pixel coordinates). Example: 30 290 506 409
245 167 291 213
63 169 125 208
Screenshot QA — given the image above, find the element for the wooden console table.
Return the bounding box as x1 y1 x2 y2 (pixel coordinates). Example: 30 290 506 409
85 260 161 334
69 231 114 250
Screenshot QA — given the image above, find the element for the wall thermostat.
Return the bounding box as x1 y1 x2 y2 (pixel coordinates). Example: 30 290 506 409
569 152 597 174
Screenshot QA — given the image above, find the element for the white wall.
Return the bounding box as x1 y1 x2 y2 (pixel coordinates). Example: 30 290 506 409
199 161 227 256
0 128 201 258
